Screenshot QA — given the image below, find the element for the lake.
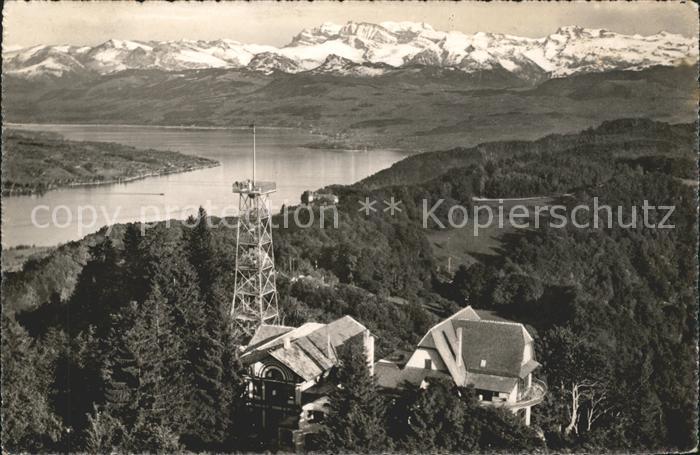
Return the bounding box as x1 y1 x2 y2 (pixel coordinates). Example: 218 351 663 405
2 124 410 248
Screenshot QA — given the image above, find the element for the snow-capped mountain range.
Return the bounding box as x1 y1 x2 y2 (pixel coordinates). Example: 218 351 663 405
3 21 697 79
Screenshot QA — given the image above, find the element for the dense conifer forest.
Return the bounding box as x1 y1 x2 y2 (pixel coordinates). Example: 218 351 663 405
2 119 697 452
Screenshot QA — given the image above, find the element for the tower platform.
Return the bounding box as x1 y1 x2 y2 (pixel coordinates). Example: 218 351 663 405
233 180 277 195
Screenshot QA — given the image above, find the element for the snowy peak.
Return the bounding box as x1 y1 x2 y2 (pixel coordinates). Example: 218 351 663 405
291 21 401 48
282 22 697 76
310 54 389 77
338 22 398 46
3 22 697 80
536 25 698 76
317 54 357 69
247 52 302 75
84 40 154 73
290 23 342 46
3 45 91 79
100 39 153 51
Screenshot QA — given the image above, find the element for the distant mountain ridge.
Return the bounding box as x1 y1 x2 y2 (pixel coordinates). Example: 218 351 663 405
4 22 697 79
4 64 696 152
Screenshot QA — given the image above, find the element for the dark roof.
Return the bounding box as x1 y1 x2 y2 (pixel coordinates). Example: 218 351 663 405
455 320 529 378
270 343 327 381
467 372 518 393
374 361 450 390
305 316 366 353
247 324 295 350
415 306 480 385
417 306 480 350
380 349 414 368
519 359 541 379
374 307 538 394
242 322 325 362
242 316 367 382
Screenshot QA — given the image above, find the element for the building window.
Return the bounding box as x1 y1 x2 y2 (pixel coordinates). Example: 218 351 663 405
308 410 325 423
480 359 487 368
250 380 262 399
263 365 286 381
477 389 494 402
424 359 432 370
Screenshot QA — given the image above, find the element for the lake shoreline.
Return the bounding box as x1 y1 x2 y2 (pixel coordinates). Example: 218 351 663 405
5 122 301 132
2 162 220 197
3 125 411 248
7 122 419 155
6 123 416 155
2 128 221 197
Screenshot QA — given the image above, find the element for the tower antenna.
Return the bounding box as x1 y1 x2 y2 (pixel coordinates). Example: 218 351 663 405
252 123 256 184
231 123 279 336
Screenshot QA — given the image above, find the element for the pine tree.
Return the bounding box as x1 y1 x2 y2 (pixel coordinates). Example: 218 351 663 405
1 312 63 452
219 322 247 449
183 208 237 449
139 225 203 335
132 221 234 450
401 379 481 452
102 302 141 432
122 223 149 304
319 337 389 452
185 207 217 301
84 405 126 453
128 418 183 453
100 285 187 451
477 406 542 451
70 236 123 336
183 308 230 449
133 284 187 434
52 326 105 447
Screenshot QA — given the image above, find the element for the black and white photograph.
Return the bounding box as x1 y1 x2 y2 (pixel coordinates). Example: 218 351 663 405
1 1 698 453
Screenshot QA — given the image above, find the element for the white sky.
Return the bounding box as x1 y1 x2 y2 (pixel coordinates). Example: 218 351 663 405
3 0 698 49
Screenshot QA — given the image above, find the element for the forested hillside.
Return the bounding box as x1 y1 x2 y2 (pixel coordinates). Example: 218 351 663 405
358 118 696 189
2 130 219 195
2 119 697 451
4 64 696 151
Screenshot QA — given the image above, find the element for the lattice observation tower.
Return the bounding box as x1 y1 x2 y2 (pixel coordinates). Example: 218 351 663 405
231 125 279 335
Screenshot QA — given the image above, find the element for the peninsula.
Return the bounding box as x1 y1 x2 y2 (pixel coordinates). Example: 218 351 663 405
2 129 219 196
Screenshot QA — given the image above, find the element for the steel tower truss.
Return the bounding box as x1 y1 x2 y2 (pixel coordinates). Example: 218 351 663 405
231 180 279 335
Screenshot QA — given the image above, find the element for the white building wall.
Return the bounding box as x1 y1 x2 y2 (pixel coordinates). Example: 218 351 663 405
522 342 533 365
506 383 518 404
405 348 448 371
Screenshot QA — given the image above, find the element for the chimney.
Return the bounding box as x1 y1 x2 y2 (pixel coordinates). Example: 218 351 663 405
456 327 463 367
284 337 291 349
364 329 375 376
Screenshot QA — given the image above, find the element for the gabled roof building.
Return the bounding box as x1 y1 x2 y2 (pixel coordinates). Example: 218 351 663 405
239 306 546 453
375 306 546 425
239 316 374 451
